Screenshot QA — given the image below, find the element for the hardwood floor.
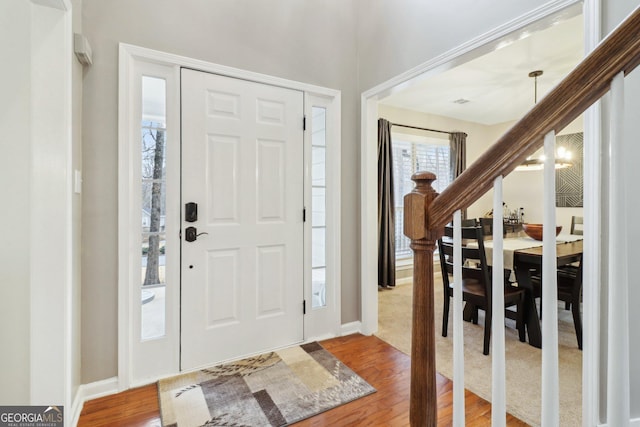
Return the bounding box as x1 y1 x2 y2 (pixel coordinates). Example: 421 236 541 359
78 334 527 426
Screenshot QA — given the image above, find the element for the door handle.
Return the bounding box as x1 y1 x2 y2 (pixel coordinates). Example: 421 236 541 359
185 226 208 242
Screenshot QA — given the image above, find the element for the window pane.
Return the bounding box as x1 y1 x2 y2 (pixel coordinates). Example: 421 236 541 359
142 126 167 182
142 182 167 230
142 286 165 340
392 136 451 259
312 268 326 307
415 144 451 193
141 75 167 340
395 208 412 258
312 108 326 147
312 227 326 268
312 147 326 186
312 187 326 227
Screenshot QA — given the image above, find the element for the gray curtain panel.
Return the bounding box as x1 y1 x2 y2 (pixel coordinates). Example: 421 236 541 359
449 132 467 218
449 132 467 179
378 118 395 288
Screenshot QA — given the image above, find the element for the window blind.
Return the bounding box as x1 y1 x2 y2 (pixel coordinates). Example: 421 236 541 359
393 138 451 259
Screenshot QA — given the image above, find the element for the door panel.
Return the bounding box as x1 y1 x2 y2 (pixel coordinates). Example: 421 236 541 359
181 69 304 370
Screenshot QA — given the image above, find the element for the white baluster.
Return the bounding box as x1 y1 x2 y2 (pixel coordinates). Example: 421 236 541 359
607 71 630 427
542 130 559 426
582 5 602 425
492 176 506 427
452 210 465 427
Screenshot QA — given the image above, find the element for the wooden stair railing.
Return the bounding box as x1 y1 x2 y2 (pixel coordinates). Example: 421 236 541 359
404 6 640 426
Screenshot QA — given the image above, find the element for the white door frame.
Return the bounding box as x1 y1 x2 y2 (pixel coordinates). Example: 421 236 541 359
118 44 341 388
359 1 602 425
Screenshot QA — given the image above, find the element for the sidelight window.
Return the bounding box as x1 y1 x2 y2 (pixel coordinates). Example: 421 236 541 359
141 76 167 340
311 107 327 308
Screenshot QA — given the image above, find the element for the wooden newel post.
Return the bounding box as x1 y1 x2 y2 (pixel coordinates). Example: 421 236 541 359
404 171 440 427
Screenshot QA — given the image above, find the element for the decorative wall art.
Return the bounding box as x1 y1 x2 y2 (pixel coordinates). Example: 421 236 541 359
555 132 583 207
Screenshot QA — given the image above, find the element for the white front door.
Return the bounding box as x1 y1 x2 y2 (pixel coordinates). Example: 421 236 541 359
180 69 304 370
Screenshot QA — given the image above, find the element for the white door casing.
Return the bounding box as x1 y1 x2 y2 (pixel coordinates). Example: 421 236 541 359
180 69 305 370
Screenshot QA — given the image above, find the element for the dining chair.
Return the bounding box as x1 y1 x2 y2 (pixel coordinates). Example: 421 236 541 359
556 215 583 294
570 215 584 235
530 255 583 349
477 217 509 237
461 218 478 227
438 225 526 355
478 217 493 236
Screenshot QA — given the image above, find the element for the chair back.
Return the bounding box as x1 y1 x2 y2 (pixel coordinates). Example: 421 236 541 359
438 225 492 298
570 216 584 235
478 217 493 236
461 218 478 227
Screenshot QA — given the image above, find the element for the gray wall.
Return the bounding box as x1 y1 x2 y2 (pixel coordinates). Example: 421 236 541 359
81 0 359 383
71 0 84 402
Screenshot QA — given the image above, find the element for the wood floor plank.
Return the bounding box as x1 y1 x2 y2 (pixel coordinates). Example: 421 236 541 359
78 384 161 427
77 334 528 426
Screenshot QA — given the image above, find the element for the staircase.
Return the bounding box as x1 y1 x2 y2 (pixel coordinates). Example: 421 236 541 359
404 6 640 426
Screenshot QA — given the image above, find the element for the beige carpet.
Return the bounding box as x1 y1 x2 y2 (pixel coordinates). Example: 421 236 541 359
377 278 582 427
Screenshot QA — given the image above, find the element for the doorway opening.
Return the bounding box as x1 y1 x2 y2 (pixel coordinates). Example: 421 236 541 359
362 3 596 426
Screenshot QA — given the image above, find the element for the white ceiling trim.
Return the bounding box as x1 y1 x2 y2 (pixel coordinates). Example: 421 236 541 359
362 0 582 102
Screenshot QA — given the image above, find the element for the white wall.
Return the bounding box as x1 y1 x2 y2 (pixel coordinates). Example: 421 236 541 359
469 117 584 232
0 0 32 404
0 0 81 408
81 0 359 383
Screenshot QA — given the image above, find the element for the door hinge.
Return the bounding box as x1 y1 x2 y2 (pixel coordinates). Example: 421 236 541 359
303 300 306 315
303 207 306 222
303 115 306 131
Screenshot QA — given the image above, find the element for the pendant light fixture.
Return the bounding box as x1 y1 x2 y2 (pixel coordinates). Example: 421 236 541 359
515 70 573 171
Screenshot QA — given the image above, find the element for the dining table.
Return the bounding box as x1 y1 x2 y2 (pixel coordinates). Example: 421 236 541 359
466 233 583 348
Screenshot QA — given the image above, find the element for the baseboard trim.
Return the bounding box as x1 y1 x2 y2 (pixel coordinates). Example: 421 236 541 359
395 277 413 286
69 377 119 426
80 376 120 401
340 321 362 336
68 387 83 427
599 417 640 426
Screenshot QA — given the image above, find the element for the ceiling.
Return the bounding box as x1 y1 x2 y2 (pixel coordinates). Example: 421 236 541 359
379 15 584 126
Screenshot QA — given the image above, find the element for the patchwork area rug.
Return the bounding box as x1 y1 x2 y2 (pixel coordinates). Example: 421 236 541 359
158 342 376 426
